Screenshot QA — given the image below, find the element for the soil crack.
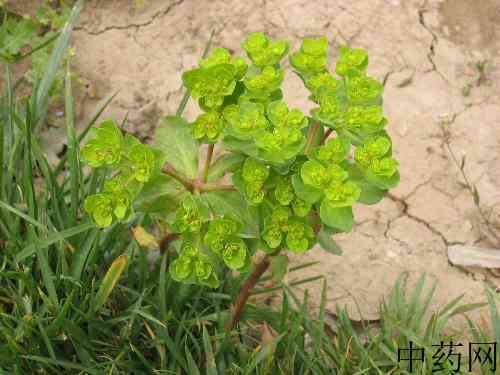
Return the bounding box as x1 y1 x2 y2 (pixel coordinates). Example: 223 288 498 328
76 0 184 36
417 5 451 85
386 192 464 247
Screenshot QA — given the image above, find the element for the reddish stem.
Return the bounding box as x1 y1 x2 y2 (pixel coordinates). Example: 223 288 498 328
304 123 321 155
202 144 215 183
225 255 271 332
321 128 333 144
162 164 195 193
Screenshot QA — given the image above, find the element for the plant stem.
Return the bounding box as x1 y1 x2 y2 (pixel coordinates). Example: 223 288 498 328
161 164 195 193
320 128 333 145
225 255 271 332
199 183 235 193
444 135 500 245
202 144 214 183
304 122 321 155
162 164 235 194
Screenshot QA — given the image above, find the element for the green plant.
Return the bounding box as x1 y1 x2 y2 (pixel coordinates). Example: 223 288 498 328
2 2 495 374
0 1 73 99
81 31 400 331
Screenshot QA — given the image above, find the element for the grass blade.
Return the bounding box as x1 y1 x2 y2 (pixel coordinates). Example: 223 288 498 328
16 222 94 262
36 246 59 307
64 61 80 224
34 0 84 126
92 254 129 313
202 326 218 375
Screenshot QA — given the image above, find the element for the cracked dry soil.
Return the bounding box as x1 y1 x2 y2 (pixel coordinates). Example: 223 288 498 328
14 0 500 331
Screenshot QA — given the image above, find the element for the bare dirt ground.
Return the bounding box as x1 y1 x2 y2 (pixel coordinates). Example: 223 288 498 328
10 0 500 330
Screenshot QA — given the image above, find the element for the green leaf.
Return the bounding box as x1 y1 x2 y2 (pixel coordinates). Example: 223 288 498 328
133 174 187 214
202 326 218 375
319 201 354 232
155 116 199 179
34 0 84 126
291 174 323 204
357 181 386 205
206 153 245 182
17 222 94 262
366 169 400 190
317 226 343 255
271 254 289 283
202 191 259 238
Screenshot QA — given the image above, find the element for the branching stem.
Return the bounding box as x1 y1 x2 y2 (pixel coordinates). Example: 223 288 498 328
202 144 215 183
321 128 333 145
162 163 235 194
304 122 321 155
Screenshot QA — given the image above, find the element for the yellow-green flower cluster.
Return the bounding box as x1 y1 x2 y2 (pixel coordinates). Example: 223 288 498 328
204 217 248 270
172 196 209 233
299 137 361 209
242 32 289 67
81 120 161 227
289 37 329 77
354 136 399 188
261 207 315 253
169 242 219 288
241 158 270 205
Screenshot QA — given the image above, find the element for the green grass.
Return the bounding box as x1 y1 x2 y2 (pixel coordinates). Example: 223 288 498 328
1 2 499 374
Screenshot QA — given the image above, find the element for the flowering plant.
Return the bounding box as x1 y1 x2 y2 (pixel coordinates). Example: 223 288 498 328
81 32 399 330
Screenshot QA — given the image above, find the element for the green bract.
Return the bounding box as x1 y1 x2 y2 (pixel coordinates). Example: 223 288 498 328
244 66 284 100
261 207 315 253
239 158 270 205
84 194 114 228
128 143 157 182
315 137 351 165
275 176 294 206
223 101 269 140
81 119 162 227
182 64 237 110
191 111 225 143
354 136 399 189
341 105 386 137
242 32 289 67
172 196 209 233
290 37 328 77
81 120 123 167
335 46 369 77
286 220 315 253
203 217 247 270
199 47 248 80
169 242 219 288
346 71 383 104
305 72 342 98
301 160 347 189
310 86 345 127
81 32 400 290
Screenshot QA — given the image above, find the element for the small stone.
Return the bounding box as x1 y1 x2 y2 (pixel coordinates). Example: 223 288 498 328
448 245 500 269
